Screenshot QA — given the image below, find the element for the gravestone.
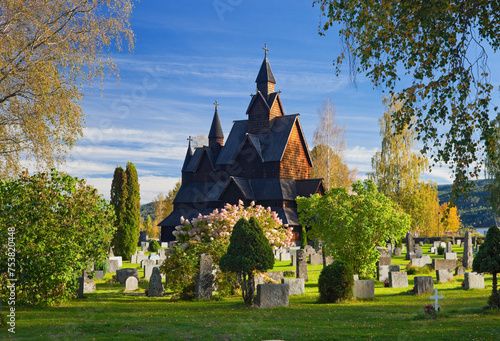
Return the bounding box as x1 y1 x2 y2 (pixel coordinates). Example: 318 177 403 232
94 270 104 280
464 272 485 289
144 265 153 280
429 288 444 311
280 252 291 262
414 276 434 294
410 258 425 268
405 233 415 260
148 267 165 297
161 242 169 248
130 254 137 264
414 245 423 258
436 269 453 283
419 241 424 246
446 241 453 253
353 280 375 298
323 254 334 267
433 241 441 248
296 249 308 281
255 271 284 286
309 253 322 265
108 256 122 268
137 250 145 256
456 239 461 246
378 265 400 282
109 246 114 257
281 278 305 296
455 266 466 276
290 255 296 267
195 253 213 300
107 259 120 273
432 259 457 271
440 242 446 249
255 283 289 308
157 249 166 257
444 252 457 260
394 248 402 256
77 271 96 298
116 268 139 284
422 255 432 265
141 241 149 251
149 254 160 262
389 271 408 288
463 232 473 269
141 259 155 268
125 276 138 291
430 247 435 253
377 247 391 266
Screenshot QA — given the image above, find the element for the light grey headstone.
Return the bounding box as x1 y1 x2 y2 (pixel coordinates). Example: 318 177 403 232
455 266 466 276
309 253 322 265
430 247 435 253
419 241 424 246
440 242 446 249
161 242 169 248
280 252 291 262
144 264 153 280
256 283 289 308
389 271 408 288
281 278 305 296
444 252 457 260
394 248 402 256
130 254 137 264
410 258 425 268
149 254 160 262
116 268 139 284
195 253 213 300
125 276 138 291
422 255 432 265
141 259 155 268
436 269 453 283
353 280 375 298
446 241 453 253
414 245 423 258
137 250 145 256
377 265 391 282
433 259 457 270
290 254 296 267
414 276 434 294
106 259 120 273
433 241 441 248
296 249 308 282
353 274 359 281
148 267 165 297
456 239 461 246
94 270 104 280
464 272 485 289
108 256 122 268
77 274 96 298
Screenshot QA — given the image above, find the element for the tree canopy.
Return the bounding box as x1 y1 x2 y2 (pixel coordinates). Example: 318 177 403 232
297 180 410 277
314 0 500 199
0 169 115 305
0 0 135 177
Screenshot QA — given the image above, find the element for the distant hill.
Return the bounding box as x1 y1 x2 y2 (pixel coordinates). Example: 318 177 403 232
139 179 495 229
437 179 494 229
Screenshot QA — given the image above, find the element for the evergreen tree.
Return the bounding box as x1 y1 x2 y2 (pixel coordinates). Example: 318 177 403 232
219 217 274 306
473 226 500 309
110 166 127 257
122 162 141 259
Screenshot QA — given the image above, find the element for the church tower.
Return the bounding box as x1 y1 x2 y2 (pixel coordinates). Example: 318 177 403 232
208 100 224 150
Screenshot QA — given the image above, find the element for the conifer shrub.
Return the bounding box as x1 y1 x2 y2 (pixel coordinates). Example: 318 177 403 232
437 246 445 255
149 240 160 253
318 260 354 303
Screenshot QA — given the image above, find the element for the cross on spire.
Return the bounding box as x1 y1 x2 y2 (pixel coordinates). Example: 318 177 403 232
187 136 193 145
263 43 269 58
213 100 219 109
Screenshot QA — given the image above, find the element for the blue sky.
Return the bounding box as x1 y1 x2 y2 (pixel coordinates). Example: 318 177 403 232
57 0 494 204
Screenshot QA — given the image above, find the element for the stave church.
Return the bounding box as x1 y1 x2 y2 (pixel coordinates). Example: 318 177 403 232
159 47 324 245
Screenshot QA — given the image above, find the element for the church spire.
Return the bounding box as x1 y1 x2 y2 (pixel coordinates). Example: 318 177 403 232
208 100 224 149
181 136 193 172
255 43 276 96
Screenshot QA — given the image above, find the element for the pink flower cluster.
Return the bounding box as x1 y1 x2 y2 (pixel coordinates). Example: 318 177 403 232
172 201 294 250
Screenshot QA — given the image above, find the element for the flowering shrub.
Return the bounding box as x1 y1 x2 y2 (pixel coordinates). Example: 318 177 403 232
423 304 440 319
384 279 390 287
162 201 293 299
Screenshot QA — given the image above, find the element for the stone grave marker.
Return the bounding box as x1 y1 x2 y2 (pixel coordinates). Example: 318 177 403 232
455 266 466 276
463 232 473 269
422 255 432 265
464 272 485 289
141 259 155 268
161 242 169 248
419 241 424 246
430 247 435 253
144 264 153 280
378 265 400 282
414 245 423 258
108 256 122 268
433 241 441 248
255 283 289 308
394 247 402 256
309 253 322 265
116 268 139 284
148 267 164 297
405 233 415 260
353 280 375 298
432 259 457 270
280 252 291 262
429 288 443 310
107 259 120 273
456 239 461 246
296 249 308 281
440 242 446 249
446 242 453 253
281 278 305 296
389 271 408 288
436 269 453 283
149 254 160 262
444 252 457 260
125 276 138 291
195 253 213 300
414 276 434 294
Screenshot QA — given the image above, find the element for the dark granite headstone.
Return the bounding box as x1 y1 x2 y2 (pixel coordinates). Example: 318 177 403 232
148 267 165 297
463 232 473 269
195 253 213 300
405 233 415 260
296 249 308 281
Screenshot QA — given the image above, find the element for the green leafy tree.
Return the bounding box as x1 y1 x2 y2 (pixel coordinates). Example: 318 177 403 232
219 217 274 306
0 0 135 178
369 99 439 235
0 169 115 305
314 0 500 199
297 180 410 277
473 226 500 309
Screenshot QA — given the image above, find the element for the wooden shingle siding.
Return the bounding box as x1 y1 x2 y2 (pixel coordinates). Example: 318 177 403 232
280 123 310 179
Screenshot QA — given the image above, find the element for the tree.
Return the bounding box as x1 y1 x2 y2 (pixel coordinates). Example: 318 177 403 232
110 166 127 257
473 226 500 309
219 217 274 306
297 180 410 277
369 99 439 235
311 98 357 189
439 203 462 234
0 0 135 178
152 180 181 232
110 162 140 259
0 169 115 305
314 0 500 199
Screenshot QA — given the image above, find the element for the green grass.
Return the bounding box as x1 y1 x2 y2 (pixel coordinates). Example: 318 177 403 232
2 246 500 340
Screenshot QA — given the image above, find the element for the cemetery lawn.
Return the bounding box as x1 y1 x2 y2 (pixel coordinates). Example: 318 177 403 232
3 246 500 340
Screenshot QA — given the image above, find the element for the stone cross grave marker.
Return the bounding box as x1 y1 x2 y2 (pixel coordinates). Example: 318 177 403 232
429 287 443 310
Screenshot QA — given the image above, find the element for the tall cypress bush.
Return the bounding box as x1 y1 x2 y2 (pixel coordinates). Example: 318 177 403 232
110 166 127 257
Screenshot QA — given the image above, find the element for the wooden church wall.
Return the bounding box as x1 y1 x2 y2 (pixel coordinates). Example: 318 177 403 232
280 123 310 179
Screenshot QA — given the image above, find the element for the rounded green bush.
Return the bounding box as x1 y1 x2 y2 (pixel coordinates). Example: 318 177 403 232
149 240 160 253
318 260 354 303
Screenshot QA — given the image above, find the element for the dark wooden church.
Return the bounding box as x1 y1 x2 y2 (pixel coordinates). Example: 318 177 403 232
159 48 324 244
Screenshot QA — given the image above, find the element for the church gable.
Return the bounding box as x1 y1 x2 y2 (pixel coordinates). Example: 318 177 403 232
280 121 311 179
269 93 285 120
